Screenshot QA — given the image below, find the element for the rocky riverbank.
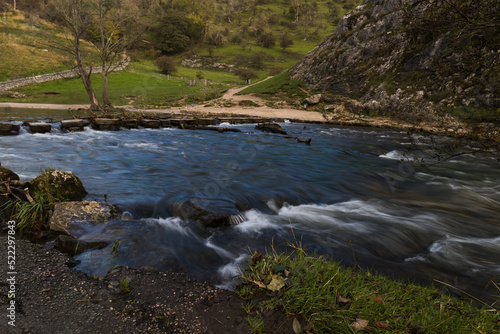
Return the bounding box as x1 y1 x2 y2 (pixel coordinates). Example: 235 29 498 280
0 166 297 333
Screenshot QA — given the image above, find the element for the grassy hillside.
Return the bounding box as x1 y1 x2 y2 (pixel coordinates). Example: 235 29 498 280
0 8 98 81
174 0 362 78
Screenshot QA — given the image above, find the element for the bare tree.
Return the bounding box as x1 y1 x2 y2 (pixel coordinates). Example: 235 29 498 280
93 0 138 109
48 0 102 111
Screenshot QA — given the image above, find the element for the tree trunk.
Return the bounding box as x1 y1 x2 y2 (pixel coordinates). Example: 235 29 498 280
102 67 113 109
99 0 112 110
76 40 101 111
70 0 101 111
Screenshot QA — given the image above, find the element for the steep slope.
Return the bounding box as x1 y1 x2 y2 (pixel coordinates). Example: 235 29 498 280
290 0 500 124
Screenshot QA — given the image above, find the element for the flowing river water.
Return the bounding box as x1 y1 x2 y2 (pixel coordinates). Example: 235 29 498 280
1 121 499 302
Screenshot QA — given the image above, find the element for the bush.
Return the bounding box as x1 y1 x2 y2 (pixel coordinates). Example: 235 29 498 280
259 31 276 48
234 68 258 82
155 56 177 75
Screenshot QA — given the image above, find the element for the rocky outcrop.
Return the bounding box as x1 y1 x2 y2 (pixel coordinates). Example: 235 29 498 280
49 201 121 236
29 170 88 201
290 0 500 123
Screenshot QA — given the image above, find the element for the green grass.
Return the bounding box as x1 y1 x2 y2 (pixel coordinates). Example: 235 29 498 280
237 71 312 106
0 61 242 108
238 245 500 333
0 9 99 81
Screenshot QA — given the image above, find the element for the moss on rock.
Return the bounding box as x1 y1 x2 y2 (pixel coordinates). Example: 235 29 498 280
29 170 88 202
0 166 19 182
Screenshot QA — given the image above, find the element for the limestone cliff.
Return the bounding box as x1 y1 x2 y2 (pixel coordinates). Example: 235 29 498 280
290 0 500 124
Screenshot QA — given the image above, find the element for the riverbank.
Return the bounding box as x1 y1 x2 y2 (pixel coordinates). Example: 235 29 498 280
0 234 254 333
2 232 498 333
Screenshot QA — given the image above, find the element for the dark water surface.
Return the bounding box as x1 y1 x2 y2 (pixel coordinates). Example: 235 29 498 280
1 122 499 302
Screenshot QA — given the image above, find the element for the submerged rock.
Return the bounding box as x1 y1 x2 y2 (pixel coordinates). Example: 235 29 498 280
54 234 109 255
255 123 287 135
171 200 243 228
49 201 122 236
29 170 88 201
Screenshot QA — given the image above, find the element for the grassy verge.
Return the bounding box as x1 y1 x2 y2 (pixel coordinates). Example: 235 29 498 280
237 244 500 333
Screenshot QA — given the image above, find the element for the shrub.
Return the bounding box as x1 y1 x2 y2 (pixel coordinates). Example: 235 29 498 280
234 68 258 82
259 31 276 48
155 56 177 75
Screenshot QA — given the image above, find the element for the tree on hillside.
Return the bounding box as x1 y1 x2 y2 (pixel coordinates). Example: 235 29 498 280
91 0 139 108
280 33 294 52
49 0 101 111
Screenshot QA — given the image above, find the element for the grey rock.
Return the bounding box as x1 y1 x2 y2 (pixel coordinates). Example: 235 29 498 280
303 94 323 105
49 201 122 236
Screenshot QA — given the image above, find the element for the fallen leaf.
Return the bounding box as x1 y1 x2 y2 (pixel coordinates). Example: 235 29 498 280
337 296 351 304
293 317 302 334
252 280 266 289
284 269 290 277
373 296 384 304
350 319 369 331
266 274 286 291
336 292 351 305
372 321 389 328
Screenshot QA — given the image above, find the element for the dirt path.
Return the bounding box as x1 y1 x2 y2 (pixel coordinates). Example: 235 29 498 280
220 76 272 104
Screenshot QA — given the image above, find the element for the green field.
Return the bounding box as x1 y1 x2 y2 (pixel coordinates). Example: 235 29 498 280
0 62 243 108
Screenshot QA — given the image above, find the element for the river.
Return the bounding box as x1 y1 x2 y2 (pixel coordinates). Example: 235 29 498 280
1 121 499 302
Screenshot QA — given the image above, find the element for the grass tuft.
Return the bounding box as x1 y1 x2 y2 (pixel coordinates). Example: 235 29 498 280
238 244 500 333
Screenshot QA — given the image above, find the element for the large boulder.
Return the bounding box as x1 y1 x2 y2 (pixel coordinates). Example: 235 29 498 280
29 170 87 201
255 123 287 135
49 201 122 236
0 166 19 182
303 94 323 105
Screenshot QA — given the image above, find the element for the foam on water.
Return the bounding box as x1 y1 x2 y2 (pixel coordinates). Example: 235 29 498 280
379 150 405 160
235 209 281 234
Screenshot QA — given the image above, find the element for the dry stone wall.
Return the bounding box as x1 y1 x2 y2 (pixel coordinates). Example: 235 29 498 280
0 58 130 92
